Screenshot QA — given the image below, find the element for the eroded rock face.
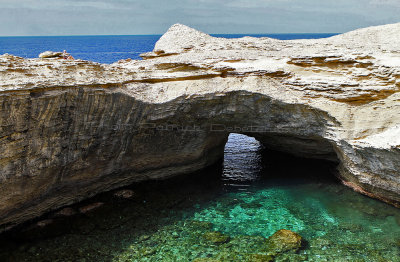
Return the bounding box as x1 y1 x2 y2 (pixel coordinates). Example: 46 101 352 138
0 23 400 230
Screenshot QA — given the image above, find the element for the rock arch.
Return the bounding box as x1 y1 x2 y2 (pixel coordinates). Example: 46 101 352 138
1 22 400 230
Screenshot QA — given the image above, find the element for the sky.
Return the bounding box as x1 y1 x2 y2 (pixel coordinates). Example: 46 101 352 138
0 0 399 36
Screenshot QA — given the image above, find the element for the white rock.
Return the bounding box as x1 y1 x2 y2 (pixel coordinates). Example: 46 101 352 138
39 51 63 58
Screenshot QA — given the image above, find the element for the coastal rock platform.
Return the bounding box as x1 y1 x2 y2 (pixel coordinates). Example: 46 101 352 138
0 23 400 230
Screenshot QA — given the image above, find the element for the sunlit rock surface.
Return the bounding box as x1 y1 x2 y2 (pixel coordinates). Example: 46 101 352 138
0 23 400 230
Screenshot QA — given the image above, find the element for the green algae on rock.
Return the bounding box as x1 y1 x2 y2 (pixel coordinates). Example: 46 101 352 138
189 220 214 230
265 229 303 255
193 258 222 262
246 253 274 262
203 231 231 244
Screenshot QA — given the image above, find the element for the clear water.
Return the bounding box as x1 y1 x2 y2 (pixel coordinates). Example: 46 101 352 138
0 134 399 262
0 34 398 261
0 33 337 64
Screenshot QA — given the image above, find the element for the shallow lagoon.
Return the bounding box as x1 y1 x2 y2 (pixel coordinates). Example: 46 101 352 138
1 134 399 261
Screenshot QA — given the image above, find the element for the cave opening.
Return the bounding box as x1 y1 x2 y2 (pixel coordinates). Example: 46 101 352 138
221 133 340 190
2 133 400 262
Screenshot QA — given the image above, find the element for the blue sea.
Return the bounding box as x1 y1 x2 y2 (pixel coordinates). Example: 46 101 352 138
1 34 400 262
0 34 336 64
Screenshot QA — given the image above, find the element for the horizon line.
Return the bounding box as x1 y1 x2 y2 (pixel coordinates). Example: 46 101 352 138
0 32 340 38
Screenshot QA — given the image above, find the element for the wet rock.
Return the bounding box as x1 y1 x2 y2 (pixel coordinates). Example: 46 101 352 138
113 189 135 199
265 229 303 255
193 258 221 262
79 202 104 214
203 231 230 244
54 207 77 217
189 220 214 230
246 254 274 262
139 247 156 256
36 219 53 227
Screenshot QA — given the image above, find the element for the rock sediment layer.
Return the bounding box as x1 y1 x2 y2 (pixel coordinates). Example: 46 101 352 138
1 23 400 230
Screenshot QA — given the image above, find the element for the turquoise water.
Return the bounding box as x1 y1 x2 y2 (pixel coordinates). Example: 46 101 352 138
0 134 399 261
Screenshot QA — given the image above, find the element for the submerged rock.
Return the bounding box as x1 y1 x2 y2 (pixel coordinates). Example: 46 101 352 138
203 231 230 244
36 219 53 227
113 189 135 199
139 247 157 256
79 202 104 214
1 22 400 230
54 207 77 217
189 220 214 230
265 229 303 255
193 258 222 262
246 254 274 262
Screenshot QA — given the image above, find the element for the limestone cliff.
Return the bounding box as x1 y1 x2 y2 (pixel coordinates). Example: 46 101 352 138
1 23 400 231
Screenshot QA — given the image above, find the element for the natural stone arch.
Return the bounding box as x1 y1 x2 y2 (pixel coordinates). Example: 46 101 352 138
0 88 342 231
1 22 400 231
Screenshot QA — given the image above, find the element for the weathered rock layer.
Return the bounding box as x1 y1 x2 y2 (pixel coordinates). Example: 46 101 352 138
1 23 400 230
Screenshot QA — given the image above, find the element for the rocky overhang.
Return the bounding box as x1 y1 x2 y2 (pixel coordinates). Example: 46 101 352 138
0 23 400 231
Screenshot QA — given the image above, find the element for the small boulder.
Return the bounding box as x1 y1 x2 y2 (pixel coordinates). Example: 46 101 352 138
36 219 53 227
113 189 134 199
265 229 303 255
39 51 64 58
79 202 104 214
